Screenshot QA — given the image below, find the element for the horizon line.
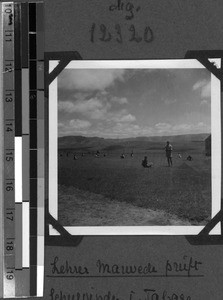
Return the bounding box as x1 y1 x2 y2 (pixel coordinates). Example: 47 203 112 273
58 132 211 140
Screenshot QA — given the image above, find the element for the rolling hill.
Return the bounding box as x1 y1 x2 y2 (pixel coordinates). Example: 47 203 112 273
58 133 210 151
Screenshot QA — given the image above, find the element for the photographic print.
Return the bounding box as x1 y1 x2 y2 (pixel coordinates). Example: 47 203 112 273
48 60 221 235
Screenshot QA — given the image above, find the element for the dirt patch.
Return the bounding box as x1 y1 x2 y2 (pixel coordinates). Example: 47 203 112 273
58 185 192 226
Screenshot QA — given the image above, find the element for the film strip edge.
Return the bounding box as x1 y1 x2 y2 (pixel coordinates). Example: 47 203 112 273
0 2 4 299
3 2 16 297
1 2 45 298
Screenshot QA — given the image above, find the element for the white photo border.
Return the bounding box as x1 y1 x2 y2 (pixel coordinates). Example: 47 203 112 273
48 59 221 236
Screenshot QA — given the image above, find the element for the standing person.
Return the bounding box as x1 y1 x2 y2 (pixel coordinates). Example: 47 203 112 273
165 141 173 166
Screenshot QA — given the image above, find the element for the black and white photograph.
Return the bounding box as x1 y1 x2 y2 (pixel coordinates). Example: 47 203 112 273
48 60 221 235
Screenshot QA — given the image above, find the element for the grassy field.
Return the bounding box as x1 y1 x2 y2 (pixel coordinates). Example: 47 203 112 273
58 140 211 226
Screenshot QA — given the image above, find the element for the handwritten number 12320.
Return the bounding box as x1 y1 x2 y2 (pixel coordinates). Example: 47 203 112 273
90 23 154 43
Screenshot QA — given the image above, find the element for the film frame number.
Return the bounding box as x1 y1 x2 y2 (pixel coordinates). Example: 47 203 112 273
6 210 14 222
5 91 14 103
6 269 14 280
5 61 13 73
5 180 14 192
5 121 13 133
5 240 14 252
5 150 14 162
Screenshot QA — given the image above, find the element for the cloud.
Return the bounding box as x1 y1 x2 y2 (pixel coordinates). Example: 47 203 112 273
154 122 209 135
73 92 92 102
118 114 136 122
58 97 136 124
58 119 91 136
155 123 172 131
193 79 208 90
201 81 211 98
58 117 152 139
193 79 211 100
107 109 136 123
171 123 192 131
69 119 91 129
97 123 153 138
58 69 125 91
110 96 128 104
58 119 210 139
58 98 111 120
58 101 76 112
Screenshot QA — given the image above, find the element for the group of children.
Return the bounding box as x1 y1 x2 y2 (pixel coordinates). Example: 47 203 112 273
61 141 193 167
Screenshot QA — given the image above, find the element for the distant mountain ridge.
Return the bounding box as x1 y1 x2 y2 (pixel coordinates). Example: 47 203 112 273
58 133 210 150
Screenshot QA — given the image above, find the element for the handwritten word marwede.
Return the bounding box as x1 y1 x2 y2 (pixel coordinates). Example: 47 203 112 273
96 260 157 274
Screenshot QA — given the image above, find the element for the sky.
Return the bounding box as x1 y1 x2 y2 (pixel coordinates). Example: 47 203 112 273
58 67 211 138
